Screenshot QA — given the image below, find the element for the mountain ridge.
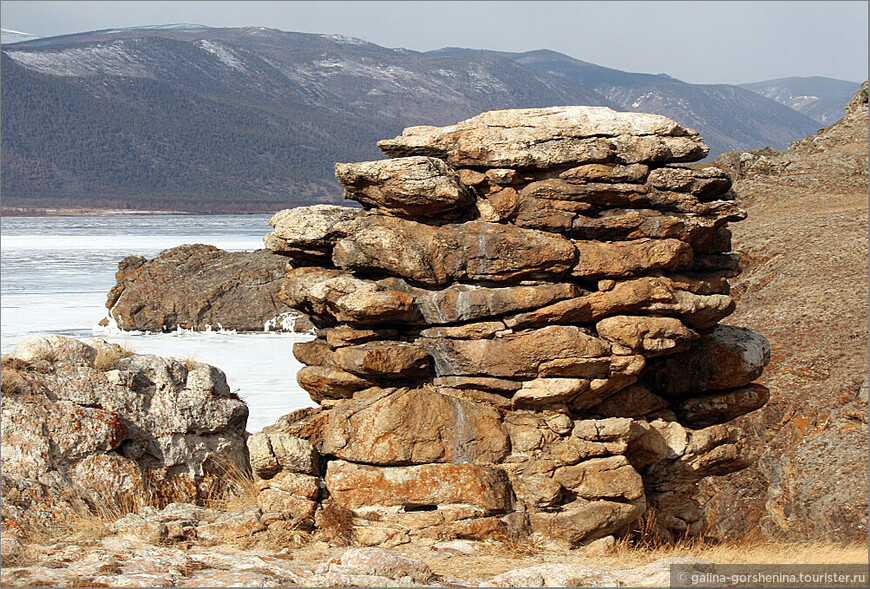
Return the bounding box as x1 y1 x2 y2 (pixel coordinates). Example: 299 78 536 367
738 75 862 125
1 26 825 213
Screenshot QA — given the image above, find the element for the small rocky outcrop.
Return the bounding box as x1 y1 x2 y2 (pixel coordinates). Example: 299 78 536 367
104 244 311 332
260 106 771 545
0 335 249 530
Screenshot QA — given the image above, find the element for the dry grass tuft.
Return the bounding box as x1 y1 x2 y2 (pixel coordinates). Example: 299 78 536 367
56 482 154 543
316 500 356 547
202 459 260 512
0 364 33 396
93 344 134 371
495 534 548 557
233 519 313 551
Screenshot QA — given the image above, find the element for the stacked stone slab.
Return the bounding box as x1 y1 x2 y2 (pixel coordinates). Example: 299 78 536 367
260 106 771 545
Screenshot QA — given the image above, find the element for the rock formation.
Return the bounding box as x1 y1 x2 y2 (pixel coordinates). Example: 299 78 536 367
0 335 249 530
259 106 771 545
103 244 312 333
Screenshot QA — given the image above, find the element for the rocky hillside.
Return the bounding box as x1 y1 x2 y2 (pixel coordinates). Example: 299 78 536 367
739 76 862 125
699 81 868 542
2 26 818 212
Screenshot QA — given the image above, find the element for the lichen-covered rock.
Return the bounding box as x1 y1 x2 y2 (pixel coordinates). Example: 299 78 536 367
1 336 249 529
325 460 512 512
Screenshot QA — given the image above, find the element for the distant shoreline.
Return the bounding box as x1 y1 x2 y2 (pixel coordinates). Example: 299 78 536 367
0 207 267 218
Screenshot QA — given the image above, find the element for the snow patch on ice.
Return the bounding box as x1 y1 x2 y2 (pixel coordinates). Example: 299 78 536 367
264 312 314 334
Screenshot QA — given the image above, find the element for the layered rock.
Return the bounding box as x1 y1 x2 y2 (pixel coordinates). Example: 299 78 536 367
103 244 312 333
262 106 770 544
0 335 249 530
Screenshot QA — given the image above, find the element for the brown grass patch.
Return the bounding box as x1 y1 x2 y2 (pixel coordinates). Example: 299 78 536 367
315 500 355 547
202 459 260 512
233 519 312 551
93 344 133 371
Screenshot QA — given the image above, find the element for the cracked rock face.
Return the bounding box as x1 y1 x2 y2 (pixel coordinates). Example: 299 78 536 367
260 106 770 545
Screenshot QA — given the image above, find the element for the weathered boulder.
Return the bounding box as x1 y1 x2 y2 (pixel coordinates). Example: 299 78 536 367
280 266 416 326
642 324 770 396
315 548 433 584
553 455 644 502
386 279 583 326
1 336 249 529
571 209 736 253
335 156 474 217
595 315 698 354
333 341 431 379
282 265 583 326
246 431 318 479
571 238 693 279
420 325 615 379
296 365 378 402
675 384 770 428
505 276 735 331
104 244 306 332
253 105 771 548
530 499 645 544
481 563 621 587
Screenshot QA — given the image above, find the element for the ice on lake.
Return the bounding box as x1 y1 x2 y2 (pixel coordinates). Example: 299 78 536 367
1 214 317 432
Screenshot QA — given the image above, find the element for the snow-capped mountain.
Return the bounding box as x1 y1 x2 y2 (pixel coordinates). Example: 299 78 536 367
1 26 823 212
739 76 862 125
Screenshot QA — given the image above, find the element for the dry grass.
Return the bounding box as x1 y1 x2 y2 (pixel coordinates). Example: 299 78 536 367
616 538 869 567
315 500 355 547
56 482 156 543
233 518 313 552
0 361 33 396
202 459 260 512
92 343 134 371
418 536 869 584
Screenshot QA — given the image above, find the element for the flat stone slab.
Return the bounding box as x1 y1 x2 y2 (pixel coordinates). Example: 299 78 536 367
378 106 708 168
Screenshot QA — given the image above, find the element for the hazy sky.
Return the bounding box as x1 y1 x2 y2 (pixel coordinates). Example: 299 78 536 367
2 1 867 85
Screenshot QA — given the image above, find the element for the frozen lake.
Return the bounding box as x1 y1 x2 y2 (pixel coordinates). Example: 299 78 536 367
0 214 316 432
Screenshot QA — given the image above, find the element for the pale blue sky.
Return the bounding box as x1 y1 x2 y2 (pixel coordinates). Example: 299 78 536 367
1 1 867 84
